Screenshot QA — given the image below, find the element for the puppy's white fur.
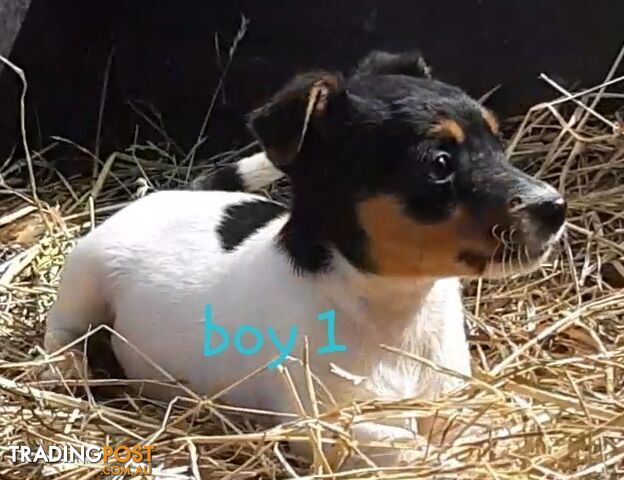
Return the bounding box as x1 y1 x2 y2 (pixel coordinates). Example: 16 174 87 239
236 151 285 190
45 186 470 467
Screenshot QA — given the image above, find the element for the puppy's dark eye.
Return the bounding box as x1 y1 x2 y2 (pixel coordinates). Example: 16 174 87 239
429 151 454 183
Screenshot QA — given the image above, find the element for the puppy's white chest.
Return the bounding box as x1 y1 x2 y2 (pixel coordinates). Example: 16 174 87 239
324 277 468 402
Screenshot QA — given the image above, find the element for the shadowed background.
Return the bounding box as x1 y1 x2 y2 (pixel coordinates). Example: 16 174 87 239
0 0 622 171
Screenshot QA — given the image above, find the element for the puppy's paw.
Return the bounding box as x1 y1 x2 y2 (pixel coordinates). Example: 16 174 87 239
37 348 90 387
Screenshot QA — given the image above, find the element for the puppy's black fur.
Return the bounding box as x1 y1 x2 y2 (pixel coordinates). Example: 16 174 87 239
217 199 287 252
191 165 245 192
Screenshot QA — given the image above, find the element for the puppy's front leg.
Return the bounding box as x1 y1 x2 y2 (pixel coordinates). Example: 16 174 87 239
335 421 425 469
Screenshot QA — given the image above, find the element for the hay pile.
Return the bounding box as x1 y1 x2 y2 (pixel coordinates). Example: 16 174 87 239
1 50 624 479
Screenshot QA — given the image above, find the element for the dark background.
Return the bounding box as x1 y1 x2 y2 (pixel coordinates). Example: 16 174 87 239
0 0 622 168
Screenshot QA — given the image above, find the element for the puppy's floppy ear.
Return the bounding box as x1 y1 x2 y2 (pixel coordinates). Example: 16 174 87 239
355 50 432 79
248 71 346 169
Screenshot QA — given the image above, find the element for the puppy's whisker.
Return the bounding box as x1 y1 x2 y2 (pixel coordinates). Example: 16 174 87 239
501 244 508 278
508 241 516 276
503 230 512 249
500 227 515 251
509 228 519 245
516 245 524 272
509 228 519 249
490 224 500 242
503 246 511 283
487 241 501 274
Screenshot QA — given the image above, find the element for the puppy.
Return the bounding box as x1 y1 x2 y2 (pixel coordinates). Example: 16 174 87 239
44 50 566 468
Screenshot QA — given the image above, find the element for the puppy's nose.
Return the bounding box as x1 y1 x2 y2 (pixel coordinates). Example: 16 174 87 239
526 195 566 233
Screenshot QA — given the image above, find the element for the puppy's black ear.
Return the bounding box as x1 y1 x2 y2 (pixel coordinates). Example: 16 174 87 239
248 71 346 169
355 50 432 79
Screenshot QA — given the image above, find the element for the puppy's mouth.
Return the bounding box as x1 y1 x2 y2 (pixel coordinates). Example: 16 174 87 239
459 224 565 278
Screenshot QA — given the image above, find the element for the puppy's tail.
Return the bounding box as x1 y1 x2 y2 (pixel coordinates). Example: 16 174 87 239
191 152 284 192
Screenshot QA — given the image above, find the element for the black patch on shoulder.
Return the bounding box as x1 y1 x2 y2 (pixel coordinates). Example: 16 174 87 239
191 165 245 192
217 199 286 251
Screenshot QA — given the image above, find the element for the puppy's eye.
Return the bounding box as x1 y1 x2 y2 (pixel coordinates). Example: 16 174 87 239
429 151 454 182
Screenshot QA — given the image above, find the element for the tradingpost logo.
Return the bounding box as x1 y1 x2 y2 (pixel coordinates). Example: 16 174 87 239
4 443 155 476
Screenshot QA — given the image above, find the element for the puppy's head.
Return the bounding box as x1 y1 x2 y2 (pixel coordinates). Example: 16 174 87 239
248 50 566 278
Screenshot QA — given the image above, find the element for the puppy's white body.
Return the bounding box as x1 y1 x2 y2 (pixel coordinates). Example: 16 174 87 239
46 190 469 446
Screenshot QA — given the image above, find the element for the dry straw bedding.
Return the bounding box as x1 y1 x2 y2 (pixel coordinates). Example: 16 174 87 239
0 47 624 480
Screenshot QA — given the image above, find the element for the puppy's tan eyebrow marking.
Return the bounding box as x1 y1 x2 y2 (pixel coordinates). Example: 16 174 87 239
429 119 465 143
481 107 499 135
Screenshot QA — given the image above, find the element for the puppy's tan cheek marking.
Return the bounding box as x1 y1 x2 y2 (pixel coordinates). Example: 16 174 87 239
429 119 465 143
481 107 499 135
357 195 474 277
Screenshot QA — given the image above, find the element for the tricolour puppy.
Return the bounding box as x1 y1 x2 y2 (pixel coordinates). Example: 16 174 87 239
45 50 566 468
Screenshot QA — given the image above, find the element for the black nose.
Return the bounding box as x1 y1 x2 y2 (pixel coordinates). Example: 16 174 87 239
526 196 566 233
